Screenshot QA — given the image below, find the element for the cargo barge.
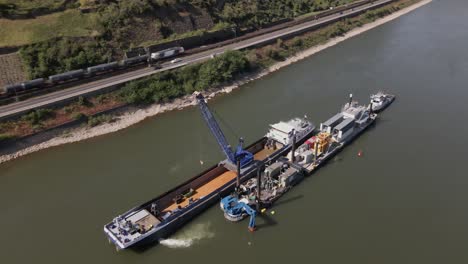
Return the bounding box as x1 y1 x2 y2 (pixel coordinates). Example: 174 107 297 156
103 93 315 250
220 93 394 231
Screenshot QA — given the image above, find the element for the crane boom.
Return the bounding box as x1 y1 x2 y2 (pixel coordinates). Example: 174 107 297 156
195 92 235 163
194 92 253 167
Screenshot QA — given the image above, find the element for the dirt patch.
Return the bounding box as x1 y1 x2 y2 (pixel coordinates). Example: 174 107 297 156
0 52 26 87
126 17 164 47
66 96 125 117
0 94 123 139
156 4 214 36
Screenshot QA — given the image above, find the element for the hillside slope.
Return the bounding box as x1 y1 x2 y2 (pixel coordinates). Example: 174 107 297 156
0 0 356 81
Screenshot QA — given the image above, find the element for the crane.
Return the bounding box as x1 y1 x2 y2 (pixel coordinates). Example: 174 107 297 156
194 92 253 168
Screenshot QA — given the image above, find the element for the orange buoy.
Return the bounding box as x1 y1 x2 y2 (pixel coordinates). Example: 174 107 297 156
358 150 363 157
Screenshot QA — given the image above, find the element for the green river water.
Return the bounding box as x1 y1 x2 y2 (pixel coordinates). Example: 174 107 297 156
1 0 468 263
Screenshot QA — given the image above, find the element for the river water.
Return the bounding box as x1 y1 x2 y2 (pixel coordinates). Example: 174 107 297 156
1 0 468 263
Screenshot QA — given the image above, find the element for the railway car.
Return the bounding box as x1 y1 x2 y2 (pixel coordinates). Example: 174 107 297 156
21 78 45 90
150 47 184 61
87 62 119 75
49 69 86 84
121 55 149 66
2 83 23 94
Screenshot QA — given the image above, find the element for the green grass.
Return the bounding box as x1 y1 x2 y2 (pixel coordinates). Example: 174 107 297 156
141 22 233 47
0 133 15 142
0 0 71 9
295 0 369 20
0 9 98 47
295 10 321 20
87 114 113 127
0 0 77 15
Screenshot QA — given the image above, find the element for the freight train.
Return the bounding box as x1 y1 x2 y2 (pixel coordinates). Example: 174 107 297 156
0 47 184 96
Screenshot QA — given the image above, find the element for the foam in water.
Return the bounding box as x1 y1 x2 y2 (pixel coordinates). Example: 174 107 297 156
159 238 194 248
159 222 214 249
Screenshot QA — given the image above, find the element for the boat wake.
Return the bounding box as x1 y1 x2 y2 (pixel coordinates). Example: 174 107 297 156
159 223 214 249
159 238 194 248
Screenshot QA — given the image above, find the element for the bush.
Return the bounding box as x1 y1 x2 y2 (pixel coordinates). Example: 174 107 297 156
21 109 54 125
77 96 92 107
72 112 87 121
87 114 113 127
0 133 15 143
219 0 325 28
276 39 285 49
63 105 76 114
119 50 250 105
96 95 107 104
265 47 284 61
291 37 303 48
19 38 112 79
328 23 347 38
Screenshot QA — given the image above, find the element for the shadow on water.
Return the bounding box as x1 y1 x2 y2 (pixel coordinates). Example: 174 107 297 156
256 195 304 230
256 213 278 230
132 240 159 254
273 194 304 207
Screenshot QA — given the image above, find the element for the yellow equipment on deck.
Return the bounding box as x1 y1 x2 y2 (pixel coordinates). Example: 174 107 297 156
313 132 332 155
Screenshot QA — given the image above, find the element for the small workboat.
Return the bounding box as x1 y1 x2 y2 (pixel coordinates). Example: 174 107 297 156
370 92 395 112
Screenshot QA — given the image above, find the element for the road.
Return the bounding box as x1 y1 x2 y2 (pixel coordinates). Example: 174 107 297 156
0 0 393 120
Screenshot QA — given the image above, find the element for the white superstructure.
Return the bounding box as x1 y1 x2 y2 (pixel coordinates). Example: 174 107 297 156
266 117 315 145
370 92 395 112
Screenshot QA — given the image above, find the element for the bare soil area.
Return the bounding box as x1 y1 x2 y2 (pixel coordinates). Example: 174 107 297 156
0 52 26 87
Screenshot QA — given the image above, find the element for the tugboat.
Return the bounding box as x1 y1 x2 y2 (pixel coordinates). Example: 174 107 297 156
370 92 395 112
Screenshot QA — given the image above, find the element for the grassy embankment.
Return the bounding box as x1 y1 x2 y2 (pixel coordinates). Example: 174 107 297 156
0 1 90 47
0 0 77 16
0 0 421 144
0 9 98 47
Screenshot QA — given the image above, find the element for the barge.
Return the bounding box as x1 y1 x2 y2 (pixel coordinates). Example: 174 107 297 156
103 93 315 250
220 94 394 231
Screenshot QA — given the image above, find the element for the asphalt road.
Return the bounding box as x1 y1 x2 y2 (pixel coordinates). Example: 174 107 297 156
0 0 392 120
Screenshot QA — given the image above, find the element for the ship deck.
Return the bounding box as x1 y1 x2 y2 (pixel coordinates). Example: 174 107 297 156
163 170 237 213
254 143 284 160
134 210 160 232
161 143 283 214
